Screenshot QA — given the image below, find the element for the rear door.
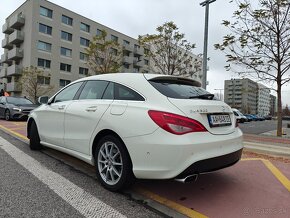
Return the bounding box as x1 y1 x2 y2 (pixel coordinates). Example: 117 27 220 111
63 80 113 155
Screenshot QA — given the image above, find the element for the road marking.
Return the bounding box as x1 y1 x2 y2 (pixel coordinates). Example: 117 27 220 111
0 124 28 141
0 137 126 218
261 159 290 192
242 158 290 192
135 188 208 218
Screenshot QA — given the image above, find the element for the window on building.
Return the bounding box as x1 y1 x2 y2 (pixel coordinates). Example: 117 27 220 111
60 63 71 72
37 41 51 52
110 48 118 56
39 23 52 35
40 6 53 18
123 63 130 69
123 40 130 45
37 58 51 68
60 47 72 57
80 52 88 61
144 48 150 55
111 35 118 42
62 15 73 26
96 29 103 36
37 76 50 85
61 31 72 41
80 22 90 32
134 44 140 50
59 79 72 88
133 67 139 73
80 37 90 47
79 67 89 75
144 59 149 65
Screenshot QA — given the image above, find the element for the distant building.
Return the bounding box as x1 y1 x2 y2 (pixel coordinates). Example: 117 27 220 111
0 0 202 97
224 78 258 114
270 94 277 116
257 84 270 116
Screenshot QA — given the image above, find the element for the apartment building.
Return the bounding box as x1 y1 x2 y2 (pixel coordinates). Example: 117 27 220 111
257 83 270 116
224 78 258 114
270 94 277 116
1 0 202 97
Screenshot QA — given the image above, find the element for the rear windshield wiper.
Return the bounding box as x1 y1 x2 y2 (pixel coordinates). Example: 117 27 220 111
189 94 214 100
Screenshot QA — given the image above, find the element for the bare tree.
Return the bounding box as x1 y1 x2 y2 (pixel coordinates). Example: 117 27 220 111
139 21 201 78
86 30 122 74
214 0 290 136
20 66 54 103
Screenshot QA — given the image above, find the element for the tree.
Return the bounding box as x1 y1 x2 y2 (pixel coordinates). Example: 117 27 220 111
86 30 122 74
139 21 201 77
283 104 290 116
214 0 290 136
20 66 54 103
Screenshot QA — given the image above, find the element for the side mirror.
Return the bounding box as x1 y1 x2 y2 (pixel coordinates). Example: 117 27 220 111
38 96 49 104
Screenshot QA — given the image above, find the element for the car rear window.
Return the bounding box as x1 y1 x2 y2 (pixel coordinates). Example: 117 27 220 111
148 77 212 99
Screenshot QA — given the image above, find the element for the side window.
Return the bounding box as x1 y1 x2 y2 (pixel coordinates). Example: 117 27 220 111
54 82 83 103
102 82 114 100
114 83 144 101
79 80 109 100
0 97 5 104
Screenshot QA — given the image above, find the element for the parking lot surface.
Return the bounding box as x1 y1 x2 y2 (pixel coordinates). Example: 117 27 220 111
0 120 289 218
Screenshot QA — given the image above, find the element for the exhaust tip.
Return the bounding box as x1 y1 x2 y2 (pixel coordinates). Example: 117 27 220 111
175 174 199 183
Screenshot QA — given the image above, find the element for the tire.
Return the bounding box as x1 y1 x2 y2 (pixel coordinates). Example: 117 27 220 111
95 135 134 192
5 109 11 121
29 121 42 150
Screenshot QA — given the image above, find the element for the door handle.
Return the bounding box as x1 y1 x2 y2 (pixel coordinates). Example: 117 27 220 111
85 106 98 112
58 105 65 110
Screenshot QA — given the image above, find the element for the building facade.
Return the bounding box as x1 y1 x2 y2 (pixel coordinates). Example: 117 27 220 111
224 78 258 114
257 83 270 116
270 94 277 116
1 0 202 97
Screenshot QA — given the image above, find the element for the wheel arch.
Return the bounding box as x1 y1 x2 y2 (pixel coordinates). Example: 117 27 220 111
92 129 133 167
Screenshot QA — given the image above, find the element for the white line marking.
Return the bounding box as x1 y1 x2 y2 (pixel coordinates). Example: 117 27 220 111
0 137 126 218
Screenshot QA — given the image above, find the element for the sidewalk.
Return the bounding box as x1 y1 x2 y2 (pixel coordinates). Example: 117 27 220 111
243 130 290 159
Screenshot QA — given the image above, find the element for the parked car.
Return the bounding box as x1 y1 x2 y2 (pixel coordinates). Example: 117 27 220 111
0 96 39 121
244 114 253 122
27 73 243 191
256 115 265 121
232 108 247 123
264 115 272 120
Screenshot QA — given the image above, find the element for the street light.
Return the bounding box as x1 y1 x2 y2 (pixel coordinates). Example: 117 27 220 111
200 0 216 90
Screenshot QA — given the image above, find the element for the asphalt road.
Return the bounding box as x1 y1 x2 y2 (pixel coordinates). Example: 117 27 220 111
0 132 163 218
239 120 290 135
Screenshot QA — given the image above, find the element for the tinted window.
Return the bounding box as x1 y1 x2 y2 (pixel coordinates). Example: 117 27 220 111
114 83 144 101
102 82 114 100
79 81 109 100
149 77 211 99
54 82 83 103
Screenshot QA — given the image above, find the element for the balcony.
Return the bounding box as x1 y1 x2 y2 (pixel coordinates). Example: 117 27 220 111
123 44 133 52
0 67 7 78
123 56 133 64
2 22 13 34
134 47 144 56
2 37 13 49
8 47 23 60
7 64 22 76
8 30 24 44
1 53 12 64
6 82 22 92
9 14 25 29
133 59 144 67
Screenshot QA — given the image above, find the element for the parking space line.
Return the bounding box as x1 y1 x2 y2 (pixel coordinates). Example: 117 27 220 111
261 159 290 192
0 124 28 141
135 188 208 218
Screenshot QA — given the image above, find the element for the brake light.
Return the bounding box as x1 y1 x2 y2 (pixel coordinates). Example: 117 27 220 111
148 110 207 135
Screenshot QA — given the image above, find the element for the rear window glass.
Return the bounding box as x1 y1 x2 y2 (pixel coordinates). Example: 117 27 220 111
149 77 212 99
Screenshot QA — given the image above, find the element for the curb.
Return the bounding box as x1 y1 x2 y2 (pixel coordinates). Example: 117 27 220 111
243 141 290 159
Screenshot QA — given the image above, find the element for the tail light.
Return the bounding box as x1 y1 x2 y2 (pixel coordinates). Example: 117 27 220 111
148 110 207 135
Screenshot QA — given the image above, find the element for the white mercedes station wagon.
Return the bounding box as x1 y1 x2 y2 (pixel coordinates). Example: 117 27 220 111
27 73 243 191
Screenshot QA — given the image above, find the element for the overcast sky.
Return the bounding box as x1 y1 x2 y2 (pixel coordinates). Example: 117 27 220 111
1 0 289 105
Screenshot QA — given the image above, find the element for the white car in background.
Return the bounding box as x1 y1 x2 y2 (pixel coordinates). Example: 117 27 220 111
27 73 243 191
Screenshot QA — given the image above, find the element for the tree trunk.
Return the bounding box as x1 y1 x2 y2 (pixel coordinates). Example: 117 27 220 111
276 82 282 136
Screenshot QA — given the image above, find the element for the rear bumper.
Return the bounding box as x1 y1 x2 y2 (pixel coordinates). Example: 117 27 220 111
176 148 243 178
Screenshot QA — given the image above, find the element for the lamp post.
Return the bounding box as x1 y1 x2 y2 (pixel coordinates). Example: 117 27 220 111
200 0 216 90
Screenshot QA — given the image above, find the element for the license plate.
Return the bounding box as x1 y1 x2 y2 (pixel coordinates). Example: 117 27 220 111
208 114 231 127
